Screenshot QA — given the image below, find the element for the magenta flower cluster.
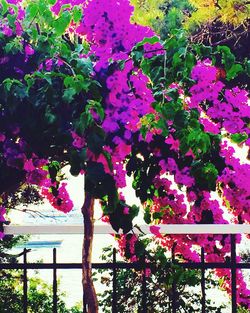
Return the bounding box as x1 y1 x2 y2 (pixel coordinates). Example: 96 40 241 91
76 0 163 69
219 141 250 223
0 131 73 214
190 59 250 141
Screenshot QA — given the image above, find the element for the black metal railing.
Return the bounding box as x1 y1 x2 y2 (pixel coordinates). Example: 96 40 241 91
0 234 249 313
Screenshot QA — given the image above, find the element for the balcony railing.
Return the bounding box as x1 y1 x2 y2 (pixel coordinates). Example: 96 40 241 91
1 224 250 313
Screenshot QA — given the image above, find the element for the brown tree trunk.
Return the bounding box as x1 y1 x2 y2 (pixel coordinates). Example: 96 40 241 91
81 192 98 313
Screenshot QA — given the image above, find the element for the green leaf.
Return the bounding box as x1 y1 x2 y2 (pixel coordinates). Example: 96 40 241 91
53 10 71 36
42 73 52 85
231 133 248 144
245 60 250 77
24 75 35 90
4 38 22 54
48 0 57 5
26 3 39 20
153 212 164 220
134 240 145 257
48 161 60 182
76 57 93 75
155 247 167 265
184 52 196 72
7 12 16 28
144 207 151 224
226 64 243 80
45 111 57 125
31 71 52 85
134 35 160 49
87 100 105 121
63 87 76 103
75 74 91 92
131 49 144 63
194 45 212 58
3 79 14 92
75 111 93 135
191 161 218 191
0 0 9 15
187 129 211 157
217 46 235 71
64 76 74 88
72 6 82 23
60 43 71 58
155 118 169 137
173 51 182 68
3 78 22 92
130 205 140 219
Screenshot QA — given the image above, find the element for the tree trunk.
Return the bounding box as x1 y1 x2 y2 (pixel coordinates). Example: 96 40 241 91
81 192 98 313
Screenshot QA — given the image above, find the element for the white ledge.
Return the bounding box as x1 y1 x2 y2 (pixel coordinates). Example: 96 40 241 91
3 224 250 235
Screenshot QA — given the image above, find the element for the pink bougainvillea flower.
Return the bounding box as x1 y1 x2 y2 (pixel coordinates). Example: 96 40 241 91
57 57 64 67
101 215 110 223
145 268 151 277
96 153 111 174
0 133 6 142
71 131 85 149
199 118 220 134
149 225 161 236
45 59 53 71
165 135 180 151
26 168 48 186
123 207 129 215
2 25 13 37
23 159 35 172
6 0 22 4
41 182 73 213
25 45 35 57
0 206 6 222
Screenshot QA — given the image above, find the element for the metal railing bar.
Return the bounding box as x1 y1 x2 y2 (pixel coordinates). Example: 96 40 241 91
112 248 117 313
1 262 249 270
201 247 206 313
0 239 249 312
231 234 237 313
172 244 177 313
23 248 28 313
53 248 58 313
141 253 147 313
4 224 250 235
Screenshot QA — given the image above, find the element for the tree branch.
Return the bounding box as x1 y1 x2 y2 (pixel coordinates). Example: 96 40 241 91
81 192 98 313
